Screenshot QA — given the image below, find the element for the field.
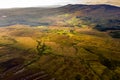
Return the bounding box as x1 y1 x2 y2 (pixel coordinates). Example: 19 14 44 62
0 25 120 80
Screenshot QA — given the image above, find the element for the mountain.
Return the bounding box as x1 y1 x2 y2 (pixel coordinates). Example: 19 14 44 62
59 4 120 31
0 4 119 31
59 4 120 18
0 4 120 80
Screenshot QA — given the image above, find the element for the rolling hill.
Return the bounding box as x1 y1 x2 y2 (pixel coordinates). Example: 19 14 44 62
0 4 119 29
0 4 120 80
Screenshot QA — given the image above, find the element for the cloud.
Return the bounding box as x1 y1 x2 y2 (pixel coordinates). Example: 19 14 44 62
77 0 120 6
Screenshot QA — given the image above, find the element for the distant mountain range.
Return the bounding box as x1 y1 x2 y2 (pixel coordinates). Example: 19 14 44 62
0 4 120 30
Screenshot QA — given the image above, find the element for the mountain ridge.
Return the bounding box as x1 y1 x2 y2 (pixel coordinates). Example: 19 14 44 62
0 4 119 28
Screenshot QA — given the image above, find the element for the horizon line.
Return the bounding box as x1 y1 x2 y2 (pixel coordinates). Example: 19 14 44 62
0 3 119 9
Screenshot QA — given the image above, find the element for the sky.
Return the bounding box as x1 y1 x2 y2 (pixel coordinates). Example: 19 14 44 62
0 0 119 8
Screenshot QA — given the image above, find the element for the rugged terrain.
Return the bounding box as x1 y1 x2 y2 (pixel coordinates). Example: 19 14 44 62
0 4 120 80
0 25 120 80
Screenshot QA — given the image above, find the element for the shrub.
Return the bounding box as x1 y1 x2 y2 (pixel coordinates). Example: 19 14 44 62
36 40 52 56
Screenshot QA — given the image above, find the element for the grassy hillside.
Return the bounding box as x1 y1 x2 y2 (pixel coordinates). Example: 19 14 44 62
0 4 119 28
0 4 119 80
0 4 120 39
0 25 120 80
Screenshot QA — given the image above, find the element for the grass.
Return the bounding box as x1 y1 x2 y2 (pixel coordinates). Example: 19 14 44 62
0 25 120 80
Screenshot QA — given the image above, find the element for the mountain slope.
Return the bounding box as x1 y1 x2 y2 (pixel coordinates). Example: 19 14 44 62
0 4 119 29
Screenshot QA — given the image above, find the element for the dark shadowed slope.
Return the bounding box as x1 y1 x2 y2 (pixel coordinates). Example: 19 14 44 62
0 4 119 27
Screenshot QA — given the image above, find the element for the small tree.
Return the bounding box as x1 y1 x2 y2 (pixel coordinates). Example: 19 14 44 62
36 40 52 56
